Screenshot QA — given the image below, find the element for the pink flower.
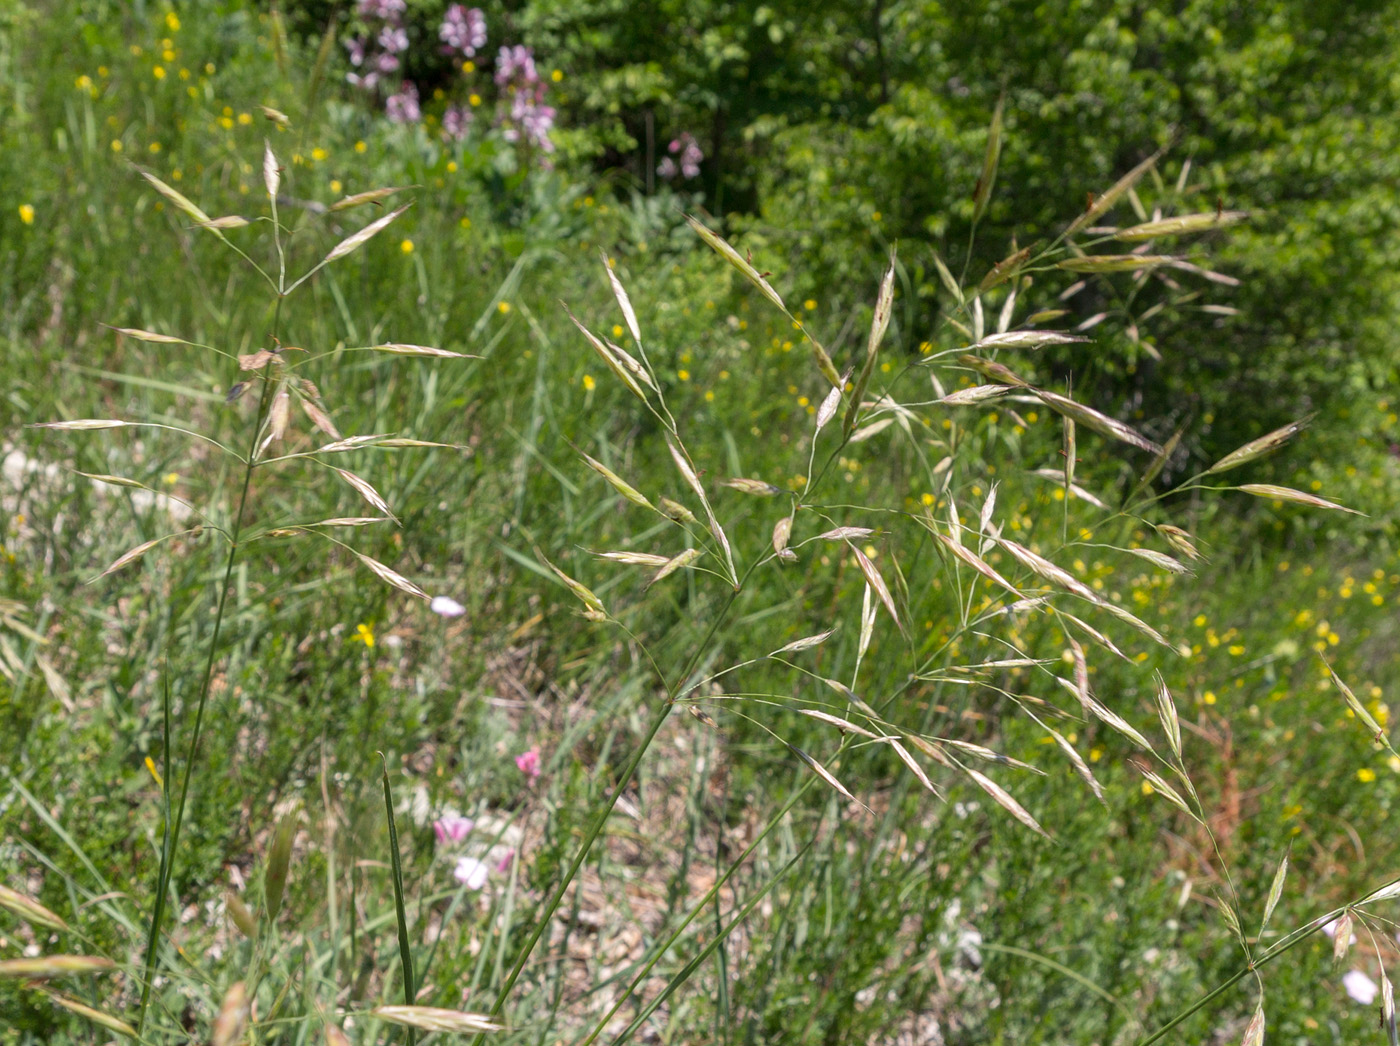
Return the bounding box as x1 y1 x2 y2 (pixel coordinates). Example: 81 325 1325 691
453 856 489 890
514 746 541 781
385 83 420 123
494 848 516 873
433 815 474 845
441 5 487 58
1344 969 1378 1004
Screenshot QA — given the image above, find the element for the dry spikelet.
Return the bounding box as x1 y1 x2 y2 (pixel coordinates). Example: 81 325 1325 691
791 746 857 803
1066 149 1162 236
91 535 168 582
850 544 904 637
1057 612 1127 662
565 306 647 401
971 330 1089 352
138 167 213 225
377 438 456 449
964 768 1050 838
332 467 396 520
238 349 276 371
601 251 642 344
581 453 654 510
667 441 736 583
978 246 1031 292
225 892 257 937
846 251 897 436
102 324 188 344
939 738 1042 774
1321 658 1388 744
816 384 842 430
774 628 837 655
1237 484 1361 514
324 203 411 263
369 343 480 358
937 384 1015 405
1155 673 1182 760
648 547 702 588
1156 524 1201 562
267 386 291 443
971 94 1003 223
658 496 697 525
314 435 385 453
259 104 290 127
371 1006 502 1033
1045 725 1105 803
886 738 940 796
329 186 409 211
0 955 116 979
1033 389 1163 454
721 478 782 496
324 1027 352 1046
0 885 68 932
594 551 671 567
1332 911 1354 965
1382 968 1397 1046
211 982 250 1046
542 557 607 620
857 583 876 664
199 215 252 230
301 398 341 440
1114 211 1247 241
814 526 874 542
772 516 793 556
935 533 1024 599
263 141 280 198
1261 849 1288 934
351 550 428 601
27 984 135 1038
1125 547 1190 575
797 709 878 739
1137 767 1196 819
1055 254 1178 274
850 417 896 441
1204 417 1311 474
933 252 963 302
959 354 1031 387
684 214 786 314
32 419 127 431
1000 539 1098 604
1241 1001 1266 1046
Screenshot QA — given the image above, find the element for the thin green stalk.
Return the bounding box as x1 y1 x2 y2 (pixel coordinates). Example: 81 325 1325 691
135 296 284 1036
479 574 754 1037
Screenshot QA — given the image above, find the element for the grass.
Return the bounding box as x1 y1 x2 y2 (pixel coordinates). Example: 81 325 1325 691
3 4 1400 1045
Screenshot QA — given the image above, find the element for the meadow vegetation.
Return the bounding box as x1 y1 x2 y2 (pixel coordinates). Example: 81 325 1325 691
3 2 1400 1044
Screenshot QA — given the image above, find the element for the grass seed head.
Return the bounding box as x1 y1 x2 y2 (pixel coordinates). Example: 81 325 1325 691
0 955 116 979
0 885 67 932
211 981 250 1046
370 1006 502 1033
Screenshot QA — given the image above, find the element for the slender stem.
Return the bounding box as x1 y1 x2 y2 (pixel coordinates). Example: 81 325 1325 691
135 296 283 1035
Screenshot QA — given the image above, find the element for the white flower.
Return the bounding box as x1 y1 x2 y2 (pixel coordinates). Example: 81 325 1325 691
431 595 467 618
1344 969 1379 1005
454 856 489 890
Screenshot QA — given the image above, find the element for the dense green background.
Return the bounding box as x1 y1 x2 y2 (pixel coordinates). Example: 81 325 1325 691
2 1 1399 1043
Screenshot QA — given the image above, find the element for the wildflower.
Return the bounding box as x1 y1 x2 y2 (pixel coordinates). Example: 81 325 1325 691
17 204 34 225
385 83 420 124
358 0 406 17
354 622 375 648
378 24 408 54
400 239 414 254
165 10 180 31
453 856 489 889
433 815 474 845
657 132 703 180
582 374 596 391
497 301 511 314
441 105 472 141
431 595 466 618
153 66 166 80
515 746 541 781
1358 767 1377 782
440 5 487 58
1343 969 1378 1005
